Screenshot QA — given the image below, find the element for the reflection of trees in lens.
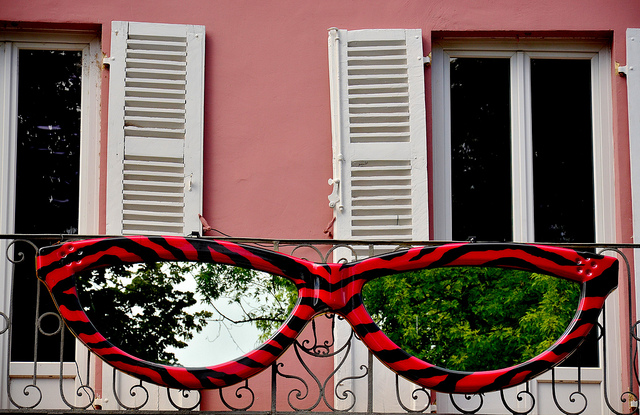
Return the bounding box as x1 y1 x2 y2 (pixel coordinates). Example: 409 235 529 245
362 267 580 372
194 264 298 342
76 263 298 365
76 263 212 365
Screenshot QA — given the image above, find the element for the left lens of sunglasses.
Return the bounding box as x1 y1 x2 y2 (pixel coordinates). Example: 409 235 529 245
75 261 298 367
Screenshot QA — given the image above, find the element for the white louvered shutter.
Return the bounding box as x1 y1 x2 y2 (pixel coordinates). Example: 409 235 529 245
328 29 428 257
106 21 204 235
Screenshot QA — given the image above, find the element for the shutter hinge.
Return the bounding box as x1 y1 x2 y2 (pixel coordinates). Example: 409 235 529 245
102 56 115 67
328 178 343 211
423 53 431 66
616 61 631 76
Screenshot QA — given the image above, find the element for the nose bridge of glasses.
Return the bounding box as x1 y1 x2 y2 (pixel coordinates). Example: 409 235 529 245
299 263 363 312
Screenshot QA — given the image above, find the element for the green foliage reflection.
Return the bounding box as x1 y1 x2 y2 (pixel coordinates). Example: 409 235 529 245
362 267 580 371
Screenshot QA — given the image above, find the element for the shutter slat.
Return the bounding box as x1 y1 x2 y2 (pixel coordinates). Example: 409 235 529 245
126 49 187 57
125 116 185 126
350 122 410 129
348 56 409 62
125 86 186 95
124 179 184 188
124 126 186 136
348 66 409 73
353 216 413 223
348 74 409 80
348 92 409 98
123 170 184 180
353 209 412 216
126 57 187 67
348 83 410 90
125 67 187 77
127 39 187 50
352 200 412 207
125 108 186 118
123 220 184 228
124 159 184 168
124 210 184 218
352 174 411 180
125 96 186 107
126 77 186 87
352 228 413 236
123 190 184 200
125 200 184 208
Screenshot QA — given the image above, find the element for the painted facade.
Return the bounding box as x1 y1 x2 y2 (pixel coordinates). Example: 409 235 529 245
1 0 639 413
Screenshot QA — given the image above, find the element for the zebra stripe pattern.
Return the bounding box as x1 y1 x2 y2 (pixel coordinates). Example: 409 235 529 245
36 236 618 393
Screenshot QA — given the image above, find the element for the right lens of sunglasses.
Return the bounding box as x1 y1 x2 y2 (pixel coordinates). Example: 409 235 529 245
362 266 582 372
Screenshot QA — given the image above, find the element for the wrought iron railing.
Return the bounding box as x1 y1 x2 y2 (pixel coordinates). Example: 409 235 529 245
0 235 638 414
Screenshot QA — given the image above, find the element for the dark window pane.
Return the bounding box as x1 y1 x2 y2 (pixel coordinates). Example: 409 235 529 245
531 58 597 368
531 59 595 244
450 58 512 242
15 50 81 235
11 50 82 362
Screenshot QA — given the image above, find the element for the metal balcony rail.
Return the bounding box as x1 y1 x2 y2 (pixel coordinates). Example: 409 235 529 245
0 234 638 414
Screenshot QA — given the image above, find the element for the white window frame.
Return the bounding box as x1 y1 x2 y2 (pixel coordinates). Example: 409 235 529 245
431 38 620 415
432 38 615 244
0 30 101 409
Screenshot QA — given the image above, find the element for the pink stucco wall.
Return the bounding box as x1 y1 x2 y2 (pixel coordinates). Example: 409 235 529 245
2 0 639 409
1 0 638 241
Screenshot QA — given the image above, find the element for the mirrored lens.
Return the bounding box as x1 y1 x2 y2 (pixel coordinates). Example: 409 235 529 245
76 262 298 366
362 267 580 372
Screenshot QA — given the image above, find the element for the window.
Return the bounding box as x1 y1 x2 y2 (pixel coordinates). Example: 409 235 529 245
328 31 619 412
12 48 82 362
0 29 100 410
432 38 615 245
0 30 101 362
431 37 615 374
0 22 205 410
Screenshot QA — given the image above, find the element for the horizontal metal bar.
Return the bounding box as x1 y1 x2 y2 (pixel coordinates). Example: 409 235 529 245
1 233 639 250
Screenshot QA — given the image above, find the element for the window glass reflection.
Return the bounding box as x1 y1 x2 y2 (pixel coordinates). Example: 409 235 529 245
531 59 595 244
11 49 82 362
450 57 512 242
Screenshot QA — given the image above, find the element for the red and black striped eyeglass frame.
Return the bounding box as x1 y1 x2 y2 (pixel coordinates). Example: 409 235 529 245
36 235 618 394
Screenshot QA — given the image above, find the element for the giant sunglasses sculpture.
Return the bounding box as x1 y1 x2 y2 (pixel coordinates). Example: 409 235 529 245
36 236 618 394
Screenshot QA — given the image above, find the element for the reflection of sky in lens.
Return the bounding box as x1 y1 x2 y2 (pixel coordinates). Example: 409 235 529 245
167 274 262 367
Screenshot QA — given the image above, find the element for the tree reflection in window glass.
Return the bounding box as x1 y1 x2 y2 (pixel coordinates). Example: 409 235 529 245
531 58 597 367
450 58 512 242
11 49 81 361
531 59 595 244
